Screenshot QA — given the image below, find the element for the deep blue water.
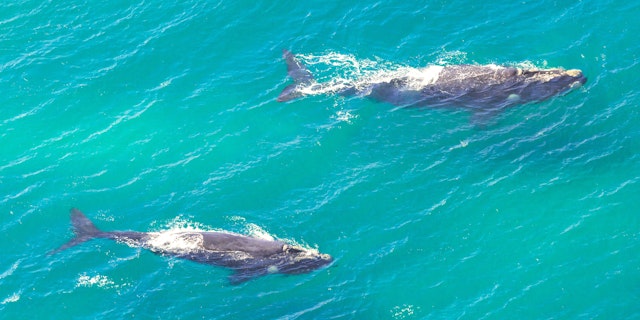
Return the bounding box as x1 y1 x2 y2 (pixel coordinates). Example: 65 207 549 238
1 1 639 318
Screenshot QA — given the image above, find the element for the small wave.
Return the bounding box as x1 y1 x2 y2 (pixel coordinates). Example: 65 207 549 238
1 99 51 126
20 164 56 179
0 155 33 172
82 99 157 144
282 298 334 319
148 72 187 92
1 182 44 205
0 260 21 280
28 128 79 153
1 292 21 305
84 176 141 193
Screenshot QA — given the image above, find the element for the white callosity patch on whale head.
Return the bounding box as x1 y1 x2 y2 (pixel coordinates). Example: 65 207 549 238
566 69 586 88
283 244 327 263
531 68 566 82
566 69 582 77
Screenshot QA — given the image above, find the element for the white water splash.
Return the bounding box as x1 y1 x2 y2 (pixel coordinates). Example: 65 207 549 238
397 66 444 89
290 52 446 98
391 304 420 319
434 50 468 65
76 274 115 289
333 110 358 123
244 222 276 241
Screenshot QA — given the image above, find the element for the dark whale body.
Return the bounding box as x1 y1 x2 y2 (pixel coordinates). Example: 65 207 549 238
51 209 332 284
278 50 586 123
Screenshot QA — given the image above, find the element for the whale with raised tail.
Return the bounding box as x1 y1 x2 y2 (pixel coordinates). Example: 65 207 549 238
51 208 333 284
278 50 586 123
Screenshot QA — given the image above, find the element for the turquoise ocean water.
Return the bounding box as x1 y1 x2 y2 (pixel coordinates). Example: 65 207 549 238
1 1 639 318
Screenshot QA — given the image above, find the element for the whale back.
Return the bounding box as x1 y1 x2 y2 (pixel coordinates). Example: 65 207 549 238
201 232 285 257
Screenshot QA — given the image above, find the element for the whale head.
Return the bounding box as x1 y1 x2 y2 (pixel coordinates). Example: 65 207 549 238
518 68 587 102
274 244 333 275
544 69 587 89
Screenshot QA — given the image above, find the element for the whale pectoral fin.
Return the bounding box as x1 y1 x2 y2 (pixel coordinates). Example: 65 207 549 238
228 268 268 285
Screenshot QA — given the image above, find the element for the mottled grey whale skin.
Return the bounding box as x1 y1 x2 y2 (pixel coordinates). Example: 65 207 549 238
278 50 587 123
51 208 332 284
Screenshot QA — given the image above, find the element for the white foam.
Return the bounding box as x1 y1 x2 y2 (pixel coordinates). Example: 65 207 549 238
295 52 402 91
244 223 275 241
291 52 449 98
435 50 468 65
334 110 358 123
512 60 546 70
76 273 115 288
391 304 420 319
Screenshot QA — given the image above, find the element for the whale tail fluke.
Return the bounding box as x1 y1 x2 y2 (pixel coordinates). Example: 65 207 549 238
49 208 105 255
277 50 314 102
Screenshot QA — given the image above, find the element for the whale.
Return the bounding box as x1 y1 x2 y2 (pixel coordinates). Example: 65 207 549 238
277 50 586 123
51 208 333 284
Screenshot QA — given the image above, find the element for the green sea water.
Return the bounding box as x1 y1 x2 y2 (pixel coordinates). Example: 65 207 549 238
1 1 639 319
